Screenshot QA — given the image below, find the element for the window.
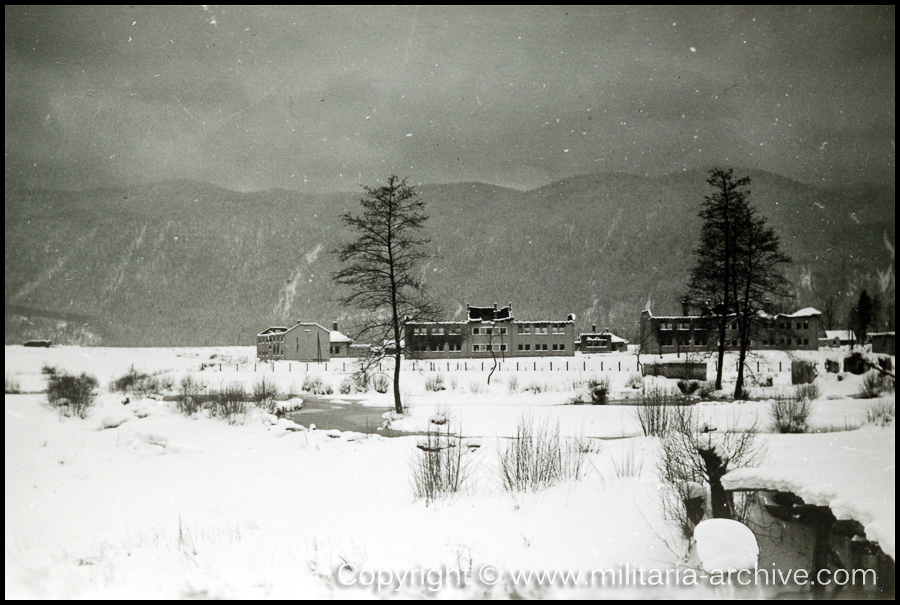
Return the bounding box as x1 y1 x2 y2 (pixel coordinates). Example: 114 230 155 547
518 344 524 351
432 327 444 336
535 326 548 335
498 327 508 335
472 327 480 335
518 324 530 334
473 344 481 352
559 343 565 351
448 341 461 352
500 344 507 352
524 344 531 351
552 324 565 334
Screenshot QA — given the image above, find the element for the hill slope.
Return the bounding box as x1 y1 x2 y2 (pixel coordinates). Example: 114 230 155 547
4 171 894 345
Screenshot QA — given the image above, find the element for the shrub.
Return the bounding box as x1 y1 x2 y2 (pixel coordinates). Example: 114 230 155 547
339 377 353 395
424 373 446 392
859 370 894 399
207 382 248 424
498 415 594 493
411 419 470 504
633 386 687 437
252 375 280 412
177 374 204 416
5 372 21 394
41 364 59 376
372 374 390 394
302 374 333 395
793 383 820 402
468 380 486 394
626 372 644 389
46 371 99 418
110 368 162 398
676 380 701 395
865 398 895 427
587 375 610 404
610 441 644 478
506 375 519 394
770 395 812 434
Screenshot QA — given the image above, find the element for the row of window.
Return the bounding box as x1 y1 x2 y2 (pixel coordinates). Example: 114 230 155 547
411 324 571 336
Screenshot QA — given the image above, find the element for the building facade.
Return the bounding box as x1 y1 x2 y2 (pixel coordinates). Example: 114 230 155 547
404 303 576 358
578 325 629 353
257 322 332 361
639 306 823 355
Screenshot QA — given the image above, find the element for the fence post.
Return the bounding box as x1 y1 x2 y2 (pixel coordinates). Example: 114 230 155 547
601 361 604 371
550 362 553 371
618 361 621 371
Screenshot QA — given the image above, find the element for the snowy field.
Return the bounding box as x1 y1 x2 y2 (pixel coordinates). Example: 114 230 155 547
5 345 895 598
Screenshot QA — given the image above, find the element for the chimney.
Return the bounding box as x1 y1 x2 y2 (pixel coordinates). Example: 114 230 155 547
332 321 339 332
681 297 691 316
592 324 597 333
493 302 498 310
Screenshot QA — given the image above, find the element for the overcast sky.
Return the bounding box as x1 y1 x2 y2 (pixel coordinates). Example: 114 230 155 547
5 5 895 193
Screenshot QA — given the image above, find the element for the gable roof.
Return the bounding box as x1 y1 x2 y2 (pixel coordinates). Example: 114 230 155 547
330 330 353 343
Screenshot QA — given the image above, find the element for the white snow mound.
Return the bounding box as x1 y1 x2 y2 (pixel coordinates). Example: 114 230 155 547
693 518 759 573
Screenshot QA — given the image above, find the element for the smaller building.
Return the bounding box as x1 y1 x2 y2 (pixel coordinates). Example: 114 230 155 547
257 322 332 362
819 330 857 348
329 322 354 357
870 332 896 356
578 325 628 353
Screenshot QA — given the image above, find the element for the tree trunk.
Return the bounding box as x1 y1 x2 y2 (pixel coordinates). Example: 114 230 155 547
393 348 403 414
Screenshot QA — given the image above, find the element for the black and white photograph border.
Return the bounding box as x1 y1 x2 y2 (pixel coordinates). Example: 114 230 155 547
5 5 895 599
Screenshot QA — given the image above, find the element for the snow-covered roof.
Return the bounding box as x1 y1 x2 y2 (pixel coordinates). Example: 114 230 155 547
580 331 628 343
468 304 513 322
784 307 821 318
257 326 288 336
330 331 353 343
824 330 855 341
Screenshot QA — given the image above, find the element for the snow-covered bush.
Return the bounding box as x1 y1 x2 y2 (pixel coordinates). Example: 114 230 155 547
793 382 820 401
110 368 171 398
506 374 519 394
859 370 894 399
339 377 353 395
207 382 248 424
177 374 204 416
424 373 445 392
587 375 610 404
302 374 333 395
411 418 470 504
372 374 389 394
626 372 644 389
865 398 895 427
252 375 280 412
498 415 594 493
633 386 685 437
5 372 21 394
46 370 99 419
769 396 812 434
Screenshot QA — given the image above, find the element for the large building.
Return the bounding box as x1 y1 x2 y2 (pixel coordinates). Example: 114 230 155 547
257 321 354 361
404 303 576 358
639 302 823 355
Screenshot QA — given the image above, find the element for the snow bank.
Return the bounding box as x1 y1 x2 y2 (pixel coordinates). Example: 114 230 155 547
722 426 895 559
693 519 759 573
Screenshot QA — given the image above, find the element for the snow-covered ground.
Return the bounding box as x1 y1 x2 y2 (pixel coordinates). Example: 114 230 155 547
5 345 895 598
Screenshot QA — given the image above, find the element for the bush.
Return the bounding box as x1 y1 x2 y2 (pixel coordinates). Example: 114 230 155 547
676 380 700 395
302 374 333 395
865 398 895 427
424 373 446 392
626 372 644 389
252 375 280 412
372 374 390 394
793 383 820 402
587 375 610 404
770 395 812 434
177 374 204 416
498 415 594 493
110 368 162 398
5 372 21 394
339 377 353 395
411 419 470 504
859 370 894 399
46 371 99 418
468 380 486 394
506 375 519 394
207 382 248 424
633 386 687 437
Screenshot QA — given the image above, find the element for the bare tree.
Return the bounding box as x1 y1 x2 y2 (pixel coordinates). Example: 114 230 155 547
333 175 439 414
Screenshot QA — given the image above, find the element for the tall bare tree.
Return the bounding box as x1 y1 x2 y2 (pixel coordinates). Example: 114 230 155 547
333 175 439 414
